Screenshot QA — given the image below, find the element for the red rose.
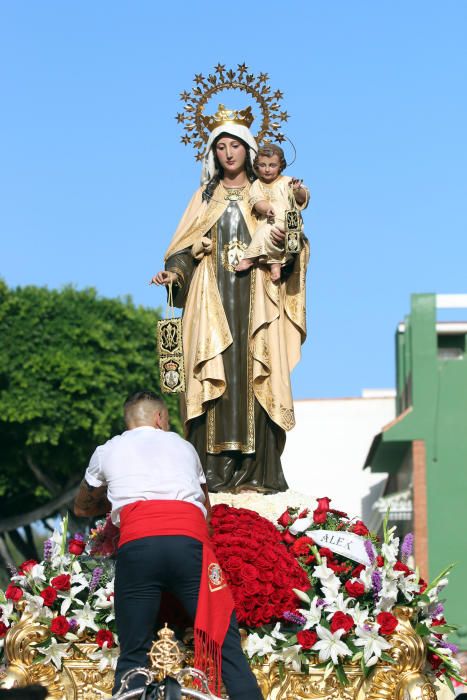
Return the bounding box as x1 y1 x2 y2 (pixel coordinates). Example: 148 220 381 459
352 564 365 578
242 564 259 582
51 574 71 591
40 586 58 607
282 531 296 545
0 621 8 637
5 584 23 602
96 629 114 648
351 520 369 536
226 555 243 571
328 561 350 575
393 561 411 577
277 510 293 527
376 556 384 567
318 547 334 560
298 508 309 518
297 630 318 649
330 509 348 518
316 497 331 511
376 612 398 635
68 538 85 555
431 617 446 627
330 611 354 634
50 616 70 636
344 580 365 597
243 580 262 596
428 652 442 671
291 536 314 557
18 559 38 575
418 578 427 593
312 509 328 524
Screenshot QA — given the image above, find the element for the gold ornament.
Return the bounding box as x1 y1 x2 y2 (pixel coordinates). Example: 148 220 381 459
176 64 290 160
148 624 184 681
157 283 186 394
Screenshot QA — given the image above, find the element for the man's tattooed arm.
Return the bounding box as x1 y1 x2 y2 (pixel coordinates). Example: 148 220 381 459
74 479 111 518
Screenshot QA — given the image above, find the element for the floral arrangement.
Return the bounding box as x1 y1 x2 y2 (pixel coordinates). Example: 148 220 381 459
0 499 463 690
210 504 309 626
0 515 118 672
239 497 463 690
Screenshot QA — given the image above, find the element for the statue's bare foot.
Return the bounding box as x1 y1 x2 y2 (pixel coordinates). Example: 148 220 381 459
236 258 254 273
270 263 281 282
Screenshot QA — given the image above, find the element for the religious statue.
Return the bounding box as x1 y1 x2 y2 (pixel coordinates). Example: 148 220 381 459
152 66 309 494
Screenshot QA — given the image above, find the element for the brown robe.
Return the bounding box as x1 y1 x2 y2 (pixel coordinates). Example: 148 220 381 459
164 183 308 493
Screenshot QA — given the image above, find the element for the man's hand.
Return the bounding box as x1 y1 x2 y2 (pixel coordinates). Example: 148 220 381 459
74 479 111 518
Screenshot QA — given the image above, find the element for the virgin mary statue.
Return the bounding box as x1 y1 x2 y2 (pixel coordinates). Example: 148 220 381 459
153 105 309 493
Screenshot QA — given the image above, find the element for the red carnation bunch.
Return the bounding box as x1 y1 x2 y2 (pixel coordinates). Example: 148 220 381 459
210 505 309 627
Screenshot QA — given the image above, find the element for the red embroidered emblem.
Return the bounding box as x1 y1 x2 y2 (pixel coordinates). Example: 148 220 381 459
208 562 226 592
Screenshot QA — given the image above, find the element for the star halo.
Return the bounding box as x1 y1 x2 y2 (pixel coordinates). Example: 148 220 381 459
175 63 289 161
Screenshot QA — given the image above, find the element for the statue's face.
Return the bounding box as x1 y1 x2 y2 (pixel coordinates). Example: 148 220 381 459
215 137 247 175
256 154 281 183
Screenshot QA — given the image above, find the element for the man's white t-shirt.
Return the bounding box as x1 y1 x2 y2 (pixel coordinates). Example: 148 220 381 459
84 426 207 525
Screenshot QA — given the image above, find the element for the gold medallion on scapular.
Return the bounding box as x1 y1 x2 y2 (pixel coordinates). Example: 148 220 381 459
157 283 186 393
221 239 248 272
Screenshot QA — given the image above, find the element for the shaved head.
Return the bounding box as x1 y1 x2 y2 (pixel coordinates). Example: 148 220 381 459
123 391 168 430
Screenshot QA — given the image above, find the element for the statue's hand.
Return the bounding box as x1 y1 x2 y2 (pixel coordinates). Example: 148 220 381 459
192 236 213 260
270 224 285 248
150 271 178 286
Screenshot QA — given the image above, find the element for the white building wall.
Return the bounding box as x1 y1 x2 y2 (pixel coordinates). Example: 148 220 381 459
281 395 396 521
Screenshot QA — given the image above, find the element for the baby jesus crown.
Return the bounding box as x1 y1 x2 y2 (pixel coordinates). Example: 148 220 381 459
202 104 254 132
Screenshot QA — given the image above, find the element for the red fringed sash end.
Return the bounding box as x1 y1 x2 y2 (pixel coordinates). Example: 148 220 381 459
194 628 223 696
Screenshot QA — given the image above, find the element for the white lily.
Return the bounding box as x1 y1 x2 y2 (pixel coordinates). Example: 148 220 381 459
398 574 420 601
30 563 48 584
93 581 114 610
359 566 374 592
58 577 88 617
92 581 115 623
36 638 71 669
70 602 99 634
320 577 341 600
245 633 276 658
22 592 52 621
354 625 391 666
381 538 399 565
89 642 120 671
348 603 370 627
324 593 353 617
0 600 14 620
313 559 336 583
292 588 311 604
270 644 302 672
312 625 352 665
271 622 287 642
299 597 322 629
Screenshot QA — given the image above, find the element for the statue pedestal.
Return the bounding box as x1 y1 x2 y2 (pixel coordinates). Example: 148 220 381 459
0 608 438 700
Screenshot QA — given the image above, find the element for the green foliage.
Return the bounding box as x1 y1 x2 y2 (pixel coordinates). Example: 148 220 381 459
0 280 182 519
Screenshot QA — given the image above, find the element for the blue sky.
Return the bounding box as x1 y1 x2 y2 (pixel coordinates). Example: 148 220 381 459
1 1 466 399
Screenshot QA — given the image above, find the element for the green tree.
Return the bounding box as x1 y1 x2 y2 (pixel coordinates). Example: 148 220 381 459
0 280 181 567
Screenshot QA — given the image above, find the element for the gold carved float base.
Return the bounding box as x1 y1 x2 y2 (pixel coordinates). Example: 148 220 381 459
0 608 438 700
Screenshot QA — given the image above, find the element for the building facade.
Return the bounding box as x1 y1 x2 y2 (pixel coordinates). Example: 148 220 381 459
365 294 467 647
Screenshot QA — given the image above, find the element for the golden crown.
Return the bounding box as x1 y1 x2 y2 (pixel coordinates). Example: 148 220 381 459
176 63 289 161
202 104 254 132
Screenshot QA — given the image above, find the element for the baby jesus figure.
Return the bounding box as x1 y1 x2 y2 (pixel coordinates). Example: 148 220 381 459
235 144 309 281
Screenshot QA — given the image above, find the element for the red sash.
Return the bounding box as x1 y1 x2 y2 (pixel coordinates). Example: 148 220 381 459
119 500 234 695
